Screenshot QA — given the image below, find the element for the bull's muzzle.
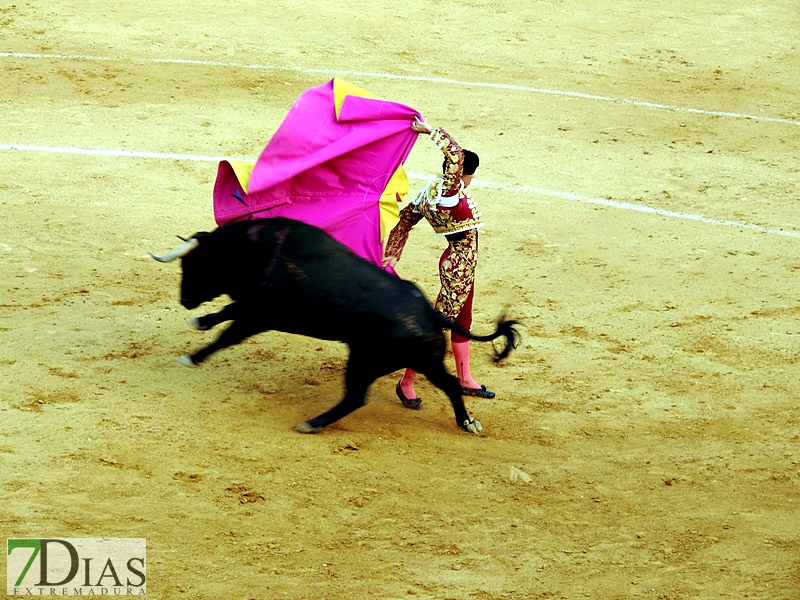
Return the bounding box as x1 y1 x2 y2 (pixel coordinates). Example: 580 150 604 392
150 238 200 263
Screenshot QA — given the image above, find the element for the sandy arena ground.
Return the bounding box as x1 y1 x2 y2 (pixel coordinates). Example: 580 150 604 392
2 1 800 598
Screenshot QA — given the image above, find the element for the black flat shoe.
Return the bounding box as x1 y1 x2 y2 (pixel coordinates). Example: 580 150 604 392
396 381 422 410
462 385 496 399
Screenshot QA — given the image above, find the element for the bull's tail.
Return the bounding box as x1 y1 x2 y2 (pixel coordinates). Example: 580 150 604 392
433 312 522 362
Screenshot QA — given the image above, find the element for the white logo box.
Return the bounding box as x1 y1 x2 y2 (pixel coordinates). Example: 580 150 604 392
7 538 146 596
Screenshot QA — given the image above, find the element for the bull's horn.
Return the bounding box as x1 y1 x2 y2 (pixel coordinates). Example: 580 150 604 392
150 238 200 263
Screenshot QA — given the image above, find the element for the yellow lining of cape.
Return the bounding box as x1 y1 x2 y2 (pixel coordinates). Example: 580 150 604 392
333 78 381 120
227 160 256 194
379 166 408 242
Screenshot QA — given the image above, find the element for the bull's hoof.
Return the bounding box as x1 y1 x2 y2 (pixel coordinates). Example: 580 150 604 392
294 421 324 434
396 381 422 410
460 418 483 435
177 355 197 367
188 317 212 331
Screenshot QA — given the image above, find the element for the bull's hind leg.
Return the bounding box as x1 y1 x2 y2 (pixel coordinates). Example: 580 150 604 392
418 360 483 435
295 350 381 433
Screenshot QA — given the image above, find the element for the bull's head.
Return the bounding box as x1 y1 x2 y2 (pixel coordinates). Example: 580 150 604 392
151 234 222 310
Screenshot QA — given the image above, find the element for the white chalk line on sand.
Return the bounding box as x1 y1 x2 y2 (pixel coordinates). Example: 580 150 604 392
3 143 799 240
2 51 800 128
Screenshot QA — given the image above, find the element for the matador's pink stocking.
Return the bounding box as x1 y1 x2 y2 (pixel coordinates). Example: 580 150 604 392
453 340 480 389
399 368 417 399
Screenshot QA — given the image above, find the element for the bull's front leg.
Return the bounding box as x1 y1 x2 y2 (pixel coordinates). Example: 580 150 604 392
179 317 267 367
188 301 241 331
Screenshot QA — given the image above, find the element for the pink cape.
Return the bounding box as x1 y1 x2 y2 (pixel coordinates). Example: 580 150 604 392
213 79 420 269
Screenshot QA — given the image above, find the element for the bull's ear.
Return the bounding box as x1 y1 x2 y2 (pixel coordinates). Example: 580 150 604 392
179 232 209 242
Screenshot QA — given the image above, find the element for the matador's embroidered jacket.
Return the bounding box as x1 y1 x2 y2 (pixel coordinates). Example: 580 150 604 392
384 127 483 321
384 128 483 258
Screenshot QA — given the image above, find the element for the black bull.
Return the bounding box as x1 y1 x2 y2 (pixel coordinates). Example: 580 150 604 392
152 217 519 435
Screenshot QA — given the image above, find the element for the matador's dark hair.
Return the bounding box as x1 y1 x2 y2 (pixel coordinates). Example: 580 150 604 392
442 150 480 176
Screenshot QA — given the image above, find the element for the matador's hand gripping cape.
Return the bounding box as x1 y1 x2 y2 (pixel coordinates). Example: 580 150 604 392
212 78 420 270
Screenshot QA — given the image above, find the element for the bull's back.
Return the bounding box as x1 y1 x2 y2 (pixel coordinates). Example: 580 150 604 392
238 218 437 339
